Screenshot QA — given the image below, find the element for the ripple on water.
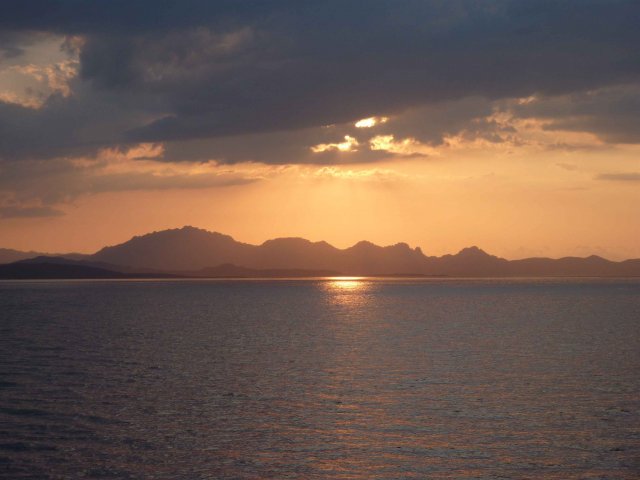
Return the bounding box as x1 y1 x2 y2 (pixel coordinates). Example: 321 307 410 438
0 278 639 479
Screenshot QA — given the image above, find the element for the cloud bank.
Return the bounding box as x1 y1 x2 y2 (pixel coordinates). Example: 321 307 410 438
0 1 639 213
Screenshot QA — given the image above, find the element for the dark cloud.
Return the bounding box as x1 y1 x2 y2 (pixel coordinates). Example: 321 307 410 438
379 97 512 145
159 97 506 165
0 0 289 34
0 83 158 161
0 205 64 218
0 157 261 215
511 85 640 143
0 32 27 59
86 171 258 193
161 125 392 165
118 0 640 145
0 0 639 163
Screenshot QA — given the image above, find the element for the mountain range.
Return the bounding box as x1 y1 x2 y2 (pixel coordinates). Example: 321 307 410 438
1 226 639 278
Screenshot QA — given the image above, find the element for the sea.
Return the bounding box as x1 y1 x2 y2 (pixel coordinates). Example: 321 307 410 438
0 278 639 479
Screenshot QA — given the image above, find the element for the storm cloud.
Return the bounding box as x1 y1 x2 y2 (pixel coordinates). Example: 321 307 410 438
0 0 639 164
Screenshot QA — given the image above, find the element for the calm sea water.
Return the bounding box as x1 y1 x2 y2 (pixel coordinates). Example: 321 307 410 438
0 278 639 479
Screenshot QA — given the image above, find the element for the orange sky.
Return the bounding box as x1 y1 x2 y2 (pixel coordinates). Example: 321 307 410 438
1 10 639 260
1 137 639 260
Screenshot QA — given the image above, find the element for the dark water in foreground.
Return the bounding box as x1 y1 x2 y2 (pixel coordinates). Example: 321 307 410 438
0 278 639 479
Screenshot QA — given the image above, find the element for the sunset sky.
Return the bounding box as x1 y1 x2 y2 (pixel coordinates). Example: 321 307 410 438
0 1 639 259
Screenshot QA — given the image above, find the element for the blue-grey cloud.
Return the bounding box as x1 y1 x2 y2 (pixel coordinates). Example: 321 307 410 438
511 84 640 144
0 0 639 163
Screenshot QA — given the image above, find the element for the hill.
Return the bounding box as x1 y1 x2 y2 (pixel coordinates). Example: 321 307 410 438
0 256 180 280
0 262 129 280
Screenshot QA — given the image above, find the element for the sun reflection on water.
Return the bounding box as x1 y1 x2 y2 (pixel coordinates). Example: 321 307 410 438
322 277 373 308
326 277 366 291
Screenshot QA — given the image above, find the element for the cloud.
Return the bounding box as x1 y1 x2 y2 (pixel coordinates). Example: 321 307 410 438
0 148 263 215
0 59 78 108
0 0 638 165
154 96 514 164
309 166 408 183
85 171 257 193
0 205 64 218
556 163 579 171
159 125 395 165
510 84 640 144
0 32 29 59
596 172 640 182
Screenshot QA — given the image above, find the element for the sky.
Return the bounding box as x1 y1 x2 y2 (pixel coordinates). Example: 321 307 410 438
0 0 639 259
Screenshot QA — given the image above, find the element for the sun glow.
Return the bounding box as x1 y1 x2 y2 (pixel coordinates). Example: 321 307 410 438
355 116 389 128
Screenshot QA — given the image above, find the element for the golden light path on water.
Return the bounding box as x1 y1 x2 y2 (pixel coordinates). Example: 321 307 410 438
325 277 367 291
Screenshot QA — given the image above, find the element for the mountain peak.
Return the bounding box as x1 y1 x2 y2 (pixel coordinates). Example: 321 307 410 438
457 246 489 257
92 226 247 270
261 237 312 247
391 242 411 249
352 240 376 249
132 226 234 242
174 225 225 236
179 225 204 232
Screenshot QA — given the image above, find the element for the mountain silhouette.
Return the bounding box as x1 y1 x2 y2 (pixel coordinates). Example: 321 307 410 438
0 256 180 279
90 226 639 277
0 248 87 265
0 256 336 279
93 227 254 271
0 248 51 264
0 261 128 279
1 226 639 278
90 227 431 275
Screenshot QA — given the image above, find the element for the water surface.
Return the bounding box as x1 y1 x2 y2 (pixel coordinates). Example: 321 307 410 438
1 278 639 478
